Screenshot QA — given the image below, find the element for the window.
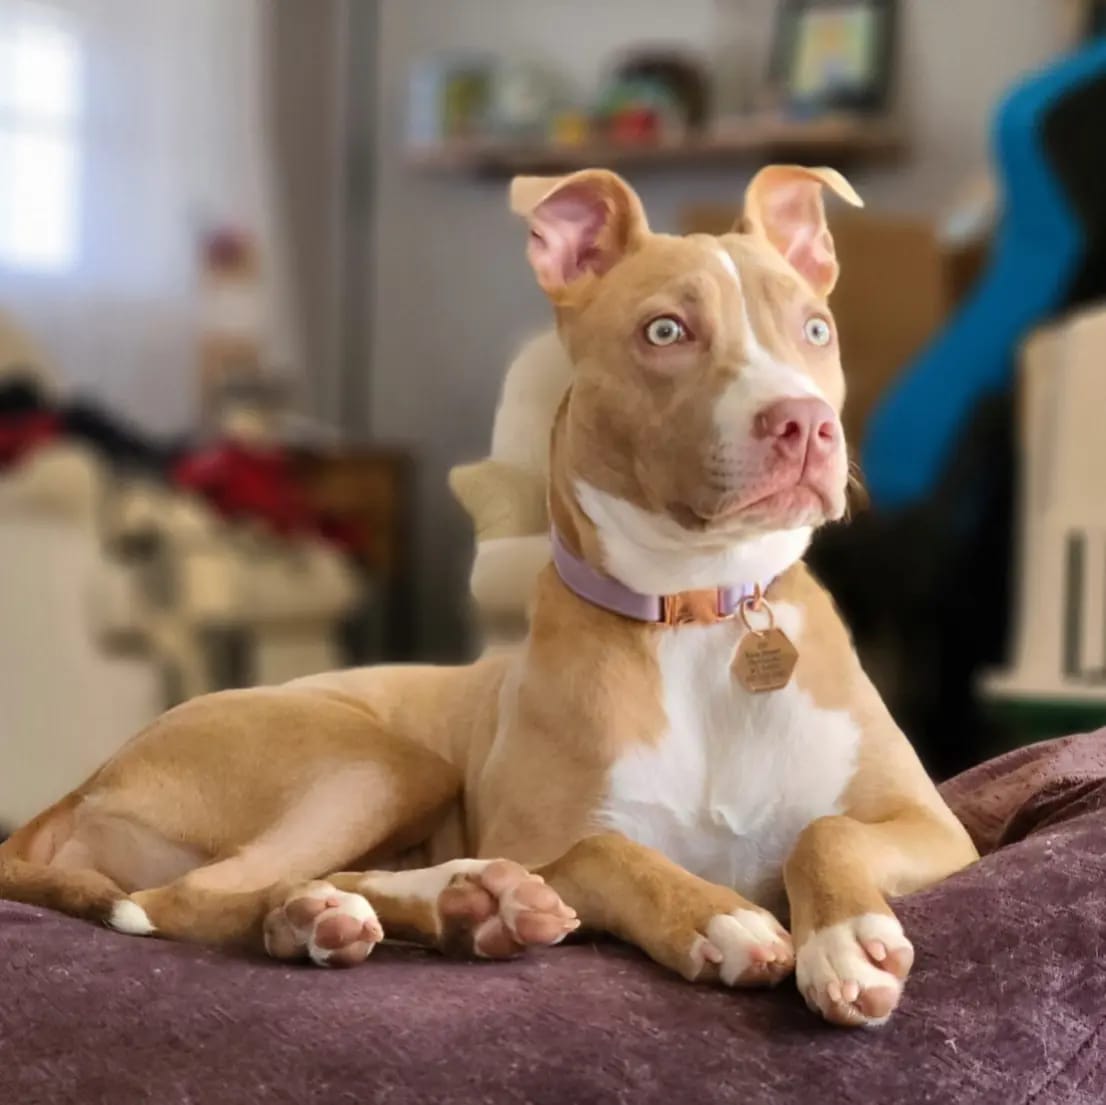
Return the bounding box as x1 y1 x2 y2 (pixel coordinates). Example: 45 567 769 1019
0 2 80 273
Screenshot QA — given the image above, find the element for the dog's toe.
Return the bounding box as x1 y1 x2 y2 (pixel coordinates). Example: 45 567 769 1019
797 913 912 1027
701 909 794 987
440 860 578 959
267 882 383 967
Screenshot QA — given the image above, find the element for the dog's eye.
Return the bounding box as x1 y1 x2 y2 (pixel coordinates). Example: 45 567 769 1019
644 316 686 347
804 316 833 347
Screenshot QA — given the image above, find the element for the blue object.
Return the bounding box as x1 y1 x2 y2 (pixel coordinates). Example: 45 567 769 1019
862 39 1106 509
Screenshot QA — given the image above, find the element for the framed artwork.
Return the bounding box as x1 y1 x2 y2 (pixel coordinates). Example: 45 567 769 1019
770 0 897 113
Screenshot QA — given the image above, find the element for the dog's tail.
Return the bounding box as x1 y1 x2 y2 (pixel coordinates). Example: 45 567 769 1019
0 797 129 926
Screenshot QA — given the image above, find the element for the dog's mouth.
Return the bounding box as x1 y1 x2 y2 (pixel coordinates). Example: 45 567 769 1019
671 478 837 532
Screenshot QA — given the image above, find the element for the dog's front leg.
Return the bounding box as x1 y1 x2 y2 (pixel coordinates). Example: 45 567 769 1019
540 831 794 987
784 807 977 1027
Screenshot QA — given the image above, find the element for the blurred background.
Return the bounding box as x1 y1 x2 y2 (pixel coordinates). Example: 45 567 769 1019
2 0 1105 829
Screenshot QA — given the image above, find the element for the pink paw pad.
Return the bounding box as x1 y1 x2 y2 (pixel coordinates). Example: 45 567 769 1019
439 860 579 959
265 885 383 968
797 914 914 1028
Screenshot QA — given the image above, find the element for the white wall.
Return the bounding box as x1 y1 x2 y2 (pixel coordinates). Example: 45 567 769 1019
368 0 1068 658
0 0 297 435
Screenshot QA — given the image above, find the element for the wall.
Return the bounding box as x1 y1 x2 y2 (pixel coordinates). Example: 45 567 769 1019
267 0 349 425
366 0 1068 659
0 0 298 435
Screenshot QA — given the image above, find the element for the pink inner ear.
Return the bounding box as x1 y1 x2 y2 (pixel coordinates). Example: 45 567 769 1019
765 182 836 292
527 185 610 288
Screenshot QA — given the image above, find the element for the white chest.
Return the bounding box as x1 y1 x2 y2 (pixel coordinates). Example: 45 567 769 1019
598 604 860 911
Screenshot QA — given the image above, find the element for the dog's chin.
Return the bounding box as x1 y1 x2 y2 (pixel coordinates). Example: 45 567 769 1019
673 482 843 536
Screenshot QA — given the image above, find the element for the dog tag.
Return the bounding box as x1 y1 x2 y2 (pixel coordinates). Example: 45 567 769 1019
733 627 798 692
732 590 797 693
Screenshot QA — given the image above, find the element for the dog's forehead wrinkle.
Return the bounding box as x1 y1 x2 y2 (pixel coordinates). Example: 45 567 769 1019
611 235 745 299
634 270 715 313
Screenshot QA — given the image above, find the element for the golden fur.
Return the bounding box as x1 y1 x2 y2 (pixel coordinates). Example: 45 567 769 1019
0 166 976 1026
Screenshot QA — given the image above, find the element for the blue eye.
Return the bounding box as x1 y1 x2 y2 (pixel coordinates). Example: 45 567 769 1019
645 316 686 346
804 317 832 346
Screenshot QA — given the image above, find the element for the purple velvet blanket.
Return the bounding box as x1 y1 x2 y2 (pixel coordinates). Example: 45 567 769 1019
4 732 1106 1105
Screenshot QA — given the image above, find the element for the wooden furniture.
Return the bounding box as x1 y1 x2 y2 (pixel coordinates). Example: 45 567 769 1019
409 115 902 177
291 448 416 658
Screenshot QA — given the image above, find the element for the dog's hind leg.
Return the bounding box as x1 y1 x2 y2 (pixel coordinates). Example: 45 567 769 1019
0 852 128 923
112 743 464 953
0 796 131 923
1 681 478 940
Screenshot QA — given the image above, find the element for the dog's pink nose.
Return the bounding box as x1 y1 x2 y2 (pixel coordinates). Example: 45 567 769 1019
755 397 838 462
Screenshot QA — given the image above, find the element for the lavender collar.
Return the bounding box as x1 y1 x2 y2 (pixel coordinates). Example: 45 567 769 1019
550 528 769 625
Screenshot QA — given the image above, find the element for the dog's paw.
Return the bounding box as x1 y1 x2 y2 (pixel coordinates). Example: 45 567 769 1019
264 881 384 967
796 913 914 1027
688 909 794 987
438 859 579 958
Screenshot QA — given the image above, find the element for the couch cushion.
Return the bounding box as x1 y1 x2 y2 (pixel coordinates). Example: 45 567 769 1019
3 733 1106 1105
940 729 1106 852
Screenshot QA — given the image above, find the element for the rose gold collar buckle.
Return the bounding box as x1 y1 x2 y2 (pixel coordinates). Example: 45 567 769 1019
661 589 737 627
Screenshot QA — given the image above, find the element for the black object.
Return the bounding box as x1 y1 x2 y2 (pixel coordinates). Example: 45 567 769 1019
811 395 1015 780
1041 69 1106 309
1084 1 1106 38
0 371 48 416
0 372 182 476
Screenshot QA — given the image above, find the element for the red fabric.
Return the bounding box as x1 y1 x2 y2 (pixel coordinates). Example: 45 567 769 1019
172 442 364 554
174 443 312 535
0 413 61 470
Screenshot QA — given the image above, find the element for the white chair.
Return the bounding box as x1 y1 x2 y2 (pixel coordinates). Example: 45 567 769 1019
985 303 1106 706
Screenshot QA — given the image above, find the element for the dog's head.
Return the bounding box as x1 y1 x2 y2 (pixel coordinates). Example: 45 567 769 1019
511 165 862 592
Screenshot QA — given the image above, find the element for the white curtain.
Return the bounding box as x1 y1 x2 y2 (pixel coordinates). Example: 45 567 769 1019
0 0 298 433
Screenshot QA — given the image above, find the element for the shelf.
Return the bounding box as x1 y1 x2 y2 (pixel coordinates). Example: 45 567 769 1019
407 116 903 177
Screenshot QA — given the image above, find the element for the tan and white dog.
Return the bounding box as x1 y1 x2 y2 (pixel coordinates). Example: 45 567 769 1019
0 166 977 1027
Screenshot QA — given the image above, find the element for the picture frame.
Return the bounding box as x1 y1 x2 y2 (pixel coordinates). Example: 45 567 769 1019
769 0 897 114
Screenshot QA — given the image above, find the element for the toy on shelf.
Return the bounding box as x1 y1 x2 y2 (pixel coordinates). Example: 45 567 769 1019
407 53 570 146
406 47 713 154
595 51 710 145
549 109 590 148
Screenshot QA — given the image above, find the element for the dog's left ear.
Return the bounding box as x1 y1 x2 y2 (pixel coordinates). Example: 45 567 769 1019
510 169 649 301
739 165 863 297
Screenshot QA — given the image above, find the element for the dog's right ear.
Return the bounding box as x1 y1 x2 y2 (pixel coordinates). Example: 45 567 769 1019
510 169 648 301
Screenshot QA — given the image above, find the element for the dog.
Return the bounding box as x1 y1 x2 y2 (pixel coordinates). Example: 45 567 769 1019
0 165 977 1027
